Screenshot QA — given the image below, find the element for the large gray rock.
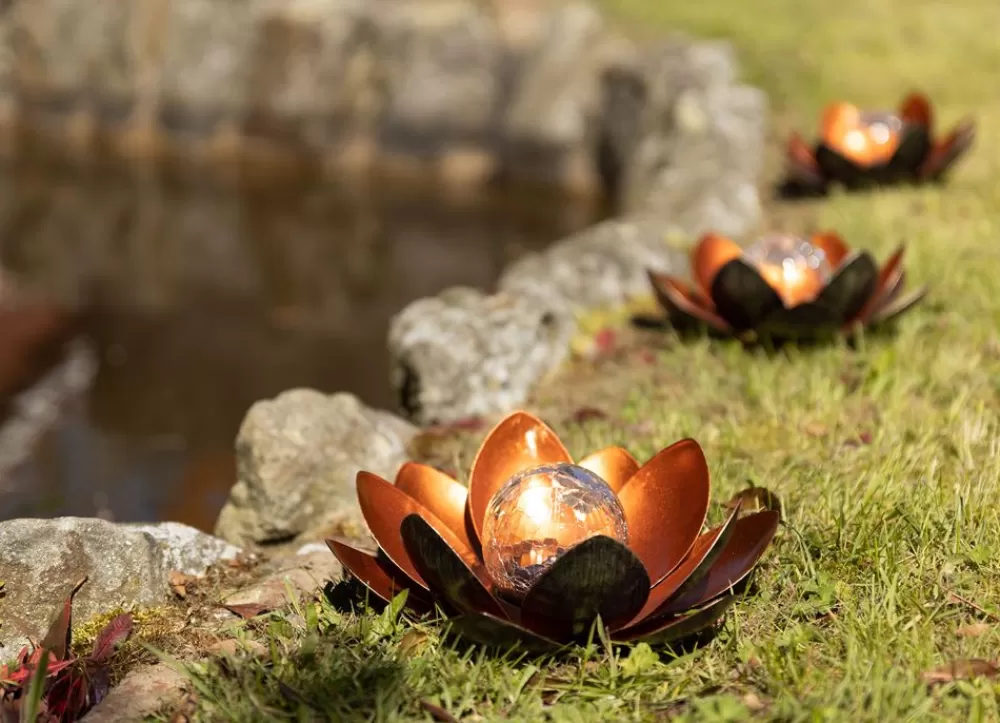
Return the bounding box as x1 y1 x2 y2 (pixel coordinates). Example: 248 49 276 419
0 518 239 662
214 390 416 546
388 287 574 425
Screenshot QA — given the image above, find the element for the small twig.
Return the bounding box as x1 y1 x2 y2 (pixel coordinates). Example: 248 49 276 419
948 591 1000 623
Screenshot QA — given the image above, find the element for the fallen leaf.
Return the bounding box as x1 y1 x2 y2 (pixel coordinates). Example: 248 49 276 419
398 630 430 658
570 406 608 424
594 328 617 355
223 602 271 619
168 571 189 599
956 623 991 638
91 614 133 661
741 692 768 712
724 487 782 515
803 421 828 438
420 700 460 723
921 659 999 685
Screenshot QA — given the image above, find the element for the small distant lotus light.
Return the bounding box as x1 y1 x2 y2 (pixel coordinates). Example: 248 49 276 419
784 92 975 193
648 231 926 341
327 412 780 650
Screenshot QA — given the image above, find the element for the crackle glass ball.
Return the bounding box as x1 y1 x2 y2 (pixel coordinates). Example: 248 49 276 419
482 462 628 600
744 233 833 305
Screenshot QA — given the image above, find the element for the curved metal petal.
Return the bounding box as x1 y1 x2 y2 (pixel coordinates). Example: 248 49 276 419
617 439 710 586
870 285 928 326
710 259 785 331
399 514 507 619
657 510 779 616
920 118 976 182
814 144 869 184
648 272 732 334
357 471 481 591
813 251 878 323
810 231 850 270
467 412 572 545
326 538 432 614
758 302 840 340
691 233 744 296
785 132 825 187
613 593 738 644
447 612 561 653
394 462 476 554
853 246 905 324
885 124 932 177
626 502 742 628
519 536 650 640
577 446 641 494
899 91 933 129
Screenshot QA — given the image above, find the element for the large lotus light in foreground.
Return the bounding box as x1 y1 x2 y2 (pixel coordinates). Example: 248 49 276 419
327 412 779 650
648 231 926 341
784 91 975 193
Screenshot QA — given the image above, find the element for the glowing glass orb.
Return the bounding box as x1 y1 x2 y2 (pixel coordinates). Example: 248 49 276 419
744 233 833 306
844 111 903 164
482 463 629 600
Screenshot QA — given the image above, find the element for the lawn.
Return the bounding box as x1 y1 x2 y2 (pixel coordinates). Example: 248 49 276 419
161 0 1000 720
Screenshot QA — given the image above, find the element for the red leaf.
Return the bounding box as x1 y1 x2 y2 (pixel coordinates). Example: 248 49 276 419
594 328 617 355
90 614 133 662
40 578 87 662
223 602 271 619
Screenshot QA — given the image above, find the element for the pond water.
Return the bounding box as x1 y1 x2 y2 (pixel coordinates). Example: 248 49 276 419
0 160 605 532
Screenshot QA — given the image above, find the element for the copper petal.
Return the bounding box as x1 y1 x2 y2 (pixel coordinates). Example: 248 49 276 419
657 510 779 616
870 285 928 326
448 612 561 653
519 536 650 639
819 101 862 154
613 593 738 644
577 446 641 494
647 272 732 334
899 92 933 129
919 118 976 182
810 231 850 270
326 539 431 614
854 246 905 324
709 259 785 331
357 471 481 590
467 412 572 544
394 462 475 553
785 132 824 185
399 514 507 619
626 502 742 627
691 233 744 296
617 439 710 585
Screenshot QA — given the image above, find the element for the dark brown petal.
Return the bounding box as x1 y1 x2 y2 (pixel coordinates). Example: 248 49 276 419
899 91 933 129
519 536 650 639
758 302 840 340
467 412 572 545
399 514 507 619
691 233 744 296
326 538 432 613
447 612 561 653
617 439 710 586
870 285 928 326
614 592 738 643
919 118 976 181
785 132 824 185
577 446 641 494
853 246 905 324
814 143 869 180
813 250 878 322
810 231 851 270
394 462 476 554
626 502 742 628
648 272 732 333
357 471 481 590
657 510 779 616
886 124 932 176
710 259 785 331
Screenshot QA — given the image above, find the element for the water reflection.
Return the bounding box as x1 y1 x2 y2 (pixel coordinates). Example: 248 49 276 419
0 160 603 530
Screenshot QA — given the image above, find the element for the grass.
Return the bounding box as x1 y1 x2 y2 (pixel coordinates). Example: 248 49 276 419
155 0 1000 719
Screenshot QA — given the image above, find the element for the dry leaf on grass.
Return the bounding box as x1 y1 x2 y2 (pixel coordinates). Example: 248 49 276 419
921 659 999 685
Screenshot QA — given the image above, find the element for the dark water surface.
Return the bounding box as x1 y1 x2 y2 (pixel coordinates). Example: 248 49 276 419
0 161 604 531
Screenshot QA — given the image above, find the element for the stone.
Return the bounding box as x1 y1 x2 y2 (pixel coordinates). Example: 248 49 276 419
80 664 188 723
0 518 240 661
222 550 342 613
388 287 575 425
214 390 416 546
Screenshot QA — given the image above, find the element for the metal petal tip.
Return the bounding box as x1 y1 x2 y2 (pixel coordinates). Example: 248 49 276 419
577 447 641 494
648 273 731 333
467 412 571 544
899 92 933 129
810 232 850 270
399 514 506 618
854 246 905 324
356 471 481 591
657 509 780 616
614 592 738 644
785 132 824 185
519 536 650 641
870 285 928 326
617 439 710 585
692 233 744 296
326 538 431 613
394 462 475 553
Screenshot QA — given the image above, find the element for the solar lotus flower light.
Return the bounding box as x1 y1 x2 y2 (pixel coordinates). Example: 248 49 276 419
648 231 926 342
784 92 975 193
327 412 779 650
